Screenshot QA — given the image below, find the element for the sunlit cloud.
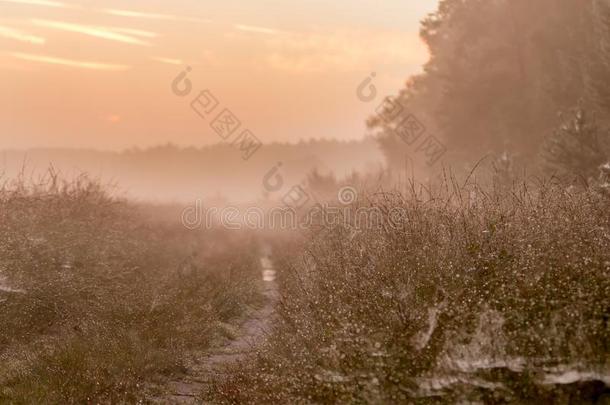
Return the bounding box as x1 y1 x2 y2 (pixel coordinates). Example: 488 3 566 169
102 8 177 20
150 56 183 65
233 24 279 35
263 29 427 73
0 0 70 8
0 25 46 45
31 19 153 46
11 52 130 70
101 8 210 24
111 27 158 39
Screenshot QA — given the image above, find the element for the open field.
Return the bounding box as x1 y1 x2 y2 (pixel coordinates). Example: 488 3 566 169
206 179 610 404
0 175 262 403
2 0 610 403
0 176 608 404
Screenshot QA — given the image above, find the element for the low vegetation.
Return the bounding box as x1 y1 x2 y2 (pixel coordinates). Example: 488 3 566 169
208 177 610 404
0 174 261 404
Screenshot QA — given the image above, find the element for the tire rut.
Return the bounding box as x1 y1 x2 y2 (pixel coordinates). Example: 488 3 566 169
149 253 278 404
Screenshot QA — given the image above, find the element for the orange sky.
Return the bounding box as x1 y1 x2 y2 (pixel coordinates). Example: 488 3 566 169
0 0 437 150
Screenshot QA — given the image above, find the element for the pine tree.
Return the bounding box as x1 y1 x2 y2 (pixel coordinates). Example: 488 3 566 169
588 0 610 119
543 105 607 180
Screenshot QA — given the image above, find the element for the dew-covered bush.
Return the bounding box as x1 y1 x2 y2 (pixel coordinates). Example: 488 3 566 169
0 174 261 403
209 178 610 404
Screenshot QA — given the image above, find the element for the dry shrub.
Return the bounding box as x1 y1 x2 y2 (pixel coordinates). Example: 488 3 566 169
0 173 261 403
209 177 610 404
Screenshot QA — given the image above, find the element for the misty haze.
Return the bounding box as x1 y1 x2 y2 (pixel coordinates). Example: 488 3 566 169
1 0 609 404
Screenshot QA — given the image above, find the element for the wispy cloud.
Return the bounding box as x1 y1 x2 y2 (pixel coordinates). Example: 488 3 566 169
233 24 279 36
102 8 210 24
150 56 183 65
0 0 70 8
31 19 153 46
102 8 178 20
111 27 158 39
11 52 130 70
263 29 427 73
0 25 46 45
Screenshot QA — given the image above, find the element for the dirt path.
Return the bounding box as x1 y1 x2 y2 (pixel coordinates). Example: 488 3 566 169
150 252 279 404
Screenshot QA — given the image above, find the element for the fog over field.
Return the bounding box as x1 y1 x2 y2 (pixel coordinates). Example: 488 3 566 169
1 139 383 202
1 0 609 404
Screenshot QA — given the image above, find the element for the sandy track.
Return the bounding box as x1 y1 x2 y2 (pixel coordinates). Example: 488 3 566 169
150 253 278 404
